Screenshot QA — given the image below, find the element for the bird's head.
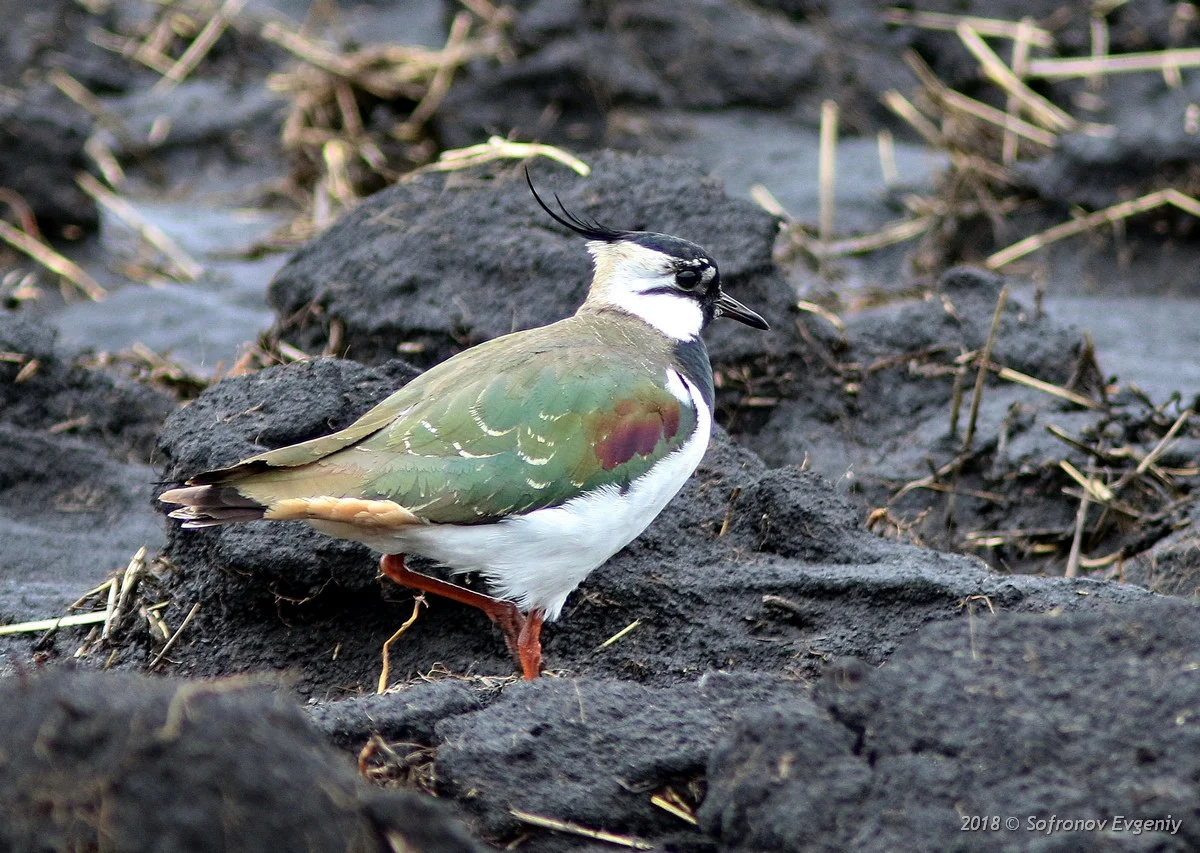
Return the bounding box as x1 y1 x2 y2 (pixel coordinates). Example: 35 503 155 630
528 172 769 341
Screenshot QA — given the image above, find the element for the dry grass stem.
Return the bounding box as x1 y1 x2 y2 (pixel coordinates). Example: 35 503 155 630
378 595 425 694
1059 460 1121 509
938 88 1058 148
83 343 209 396
1080 550 1123 569
76 172 203 281
986 189 1200 269
882 8 1054 47
956 23 1075 132
262 6 510 228
596 620 641 651
1112 409 1192 491
877 128 899 184
68 578 115 611
509 809 653 850
85 135 127 187
89 12 189 77
717 486 742 537
13 358 40 383
962 287 1008 454
262 19 503 100
1002 17 1036 164
396 11 472 137
0 220 106 300
152 0 245 94
1045 423 1112 461
1089 12 1110 93
650 791 699 825
794 216 936 259
795 301 846 333
991 364 1103 409
103 546 147 640
911 481 1011 503
413 136 591 177
1026 47 1200 79
881 90 943 148
0 189 39 239
149 602 201 668
749 183 789 218
100 567 120 640
818 99 839 247
0 611 109 636
1065 482 1091 578
48 69 142 154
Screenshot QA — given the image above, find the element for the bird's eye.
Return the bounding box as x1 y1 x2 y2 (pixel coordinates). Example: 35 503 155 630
675 269 701 289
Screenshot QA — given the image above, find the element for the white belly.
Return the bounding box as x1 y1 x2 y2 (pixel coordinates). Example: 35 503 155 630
376 374 712 620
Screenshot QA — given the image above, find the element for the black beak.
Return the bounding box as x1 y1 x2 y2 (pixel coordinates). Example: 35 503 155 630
715 292 769 330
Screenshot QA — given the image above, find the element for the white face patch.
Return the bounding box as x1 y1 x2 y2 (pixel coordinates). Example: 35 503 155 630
609 290 705 341
584 241 707 341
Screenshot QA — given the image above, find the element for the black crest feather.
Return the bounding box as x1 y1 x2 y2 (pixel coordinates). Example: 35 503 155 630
525 167 626 243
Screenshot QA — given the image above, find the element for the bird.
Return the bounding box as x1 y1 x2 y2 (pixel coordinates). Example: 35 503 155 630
159 171 768 680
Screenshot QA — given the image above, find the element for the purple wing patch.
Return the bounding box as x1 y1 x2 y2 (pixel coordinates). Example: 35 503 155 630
593 397 684 471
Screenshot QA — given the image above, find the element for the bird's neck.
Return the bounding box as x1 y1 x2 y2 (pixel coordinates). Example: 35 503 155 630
583 290 704 342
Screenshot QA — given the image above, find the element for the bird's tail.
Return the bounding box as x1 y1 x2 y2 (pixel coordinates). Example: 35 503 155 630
160 477 425 531
159 484 268 528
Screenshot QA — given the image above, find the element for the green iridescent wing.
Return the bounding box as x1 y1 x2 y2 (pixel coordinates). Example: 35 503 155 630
355 351 694 522
227 322 699 523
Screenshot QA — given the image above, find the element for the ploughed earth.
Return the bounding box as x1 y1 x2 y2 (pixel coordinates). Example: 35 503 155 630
2 1 1198 851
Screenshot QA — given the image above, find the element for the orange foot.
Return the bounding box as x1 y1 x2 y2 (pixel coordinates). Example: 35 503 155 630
379 554 544 679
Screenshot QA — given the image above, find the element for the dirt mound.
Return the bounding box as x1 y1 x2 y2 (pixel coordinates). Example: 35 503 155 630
0 668 480 853
702 598 1200 852
434 673 800 845
434 0 827 148
0 312 173 460
0 313 173 629
266 152 793 369
741 267 1200 576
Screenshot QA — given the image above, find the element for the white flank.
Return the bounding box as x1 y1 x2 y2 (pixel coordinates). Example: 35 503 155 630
377 371 711 620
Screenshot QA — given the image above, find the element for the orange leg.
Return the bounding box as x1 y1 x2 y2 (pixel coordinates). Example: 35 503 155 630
379 554 543 679
517 609 545 681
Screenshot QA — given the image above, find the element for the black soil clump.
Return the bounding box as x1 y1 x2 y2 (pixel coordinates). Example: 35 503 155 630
703 599 1200 852
0 668 481 853
739 266 1200 573
0 313 175 628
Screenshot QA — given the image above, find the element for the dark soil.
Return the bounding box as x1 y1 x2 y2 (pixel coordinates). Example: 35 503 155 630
0 0 136 236
703 599 1200 852
0 97 99 238
0 313 172 625
740 266 1200 570
0 668 481 853
4 0 1200 851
